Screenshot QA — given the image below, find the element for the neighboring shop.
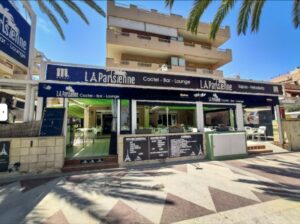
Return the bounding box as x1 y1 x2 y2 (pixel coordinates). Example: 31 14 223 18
36 62 283 166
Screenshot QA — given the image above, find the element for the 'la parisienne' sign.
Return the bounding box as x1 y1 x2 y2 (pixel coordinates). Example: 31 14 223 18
0 0 30 66
46 63 283 96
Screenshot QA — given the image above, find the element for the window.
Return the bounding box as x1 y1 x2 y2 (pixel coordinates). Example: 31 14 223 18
136 102 197 134
178 58 186 67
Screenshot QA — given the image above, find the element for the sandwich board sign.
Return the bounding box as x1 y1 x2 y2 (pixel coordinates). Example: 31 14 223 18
0 141 10 172
0 0 30 66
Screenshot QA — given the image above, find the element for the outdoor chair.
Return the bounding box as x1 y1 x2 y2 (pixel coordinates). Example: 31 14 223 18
245 126 256 140
253 126 267 141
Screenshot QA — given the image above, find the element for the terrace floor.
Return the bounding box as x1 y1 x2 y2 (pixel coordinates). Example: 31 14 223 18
0 152 299 224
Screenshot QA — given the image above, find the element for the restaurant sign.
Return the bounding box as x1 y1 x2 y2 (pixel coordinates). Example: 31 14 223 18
38 82 279 106
0 0 30 66
46 64 283 96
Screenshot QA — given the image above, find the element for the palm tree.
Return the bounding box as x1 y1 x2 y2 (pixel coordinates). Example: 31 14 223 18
21 0 106 40
165 0 300 39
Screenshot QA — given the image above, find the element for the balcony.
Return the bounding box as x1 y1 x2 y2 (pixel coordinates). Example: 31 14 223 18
107 29 232 68
106 58 223 77
107 1 230 45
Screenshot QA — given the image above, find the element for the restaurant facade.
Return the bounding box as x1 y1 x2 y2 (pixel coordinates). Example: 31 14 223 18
37 62 283 167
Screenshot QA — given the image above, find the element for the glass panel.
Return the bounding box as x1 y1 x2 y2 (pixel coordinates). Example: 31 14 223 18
204 105 236 131
136 102 197 134
66 98 113 159
178 58 186 67
120 99 130 132
171 57 178 66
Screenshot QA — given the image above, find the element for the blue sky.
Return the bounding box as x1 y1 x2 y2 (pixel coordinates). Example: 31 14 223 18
27 0 300 80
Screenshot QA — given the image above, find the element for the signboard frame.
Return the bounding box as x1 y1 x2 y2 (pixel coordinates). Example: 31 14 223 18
0 0 31 67
45 63 283 96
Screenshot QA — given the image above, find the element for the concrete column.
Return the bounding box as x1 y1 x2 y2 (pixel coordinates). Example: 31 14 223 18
36 97 43 120
84 107 89 128
274 105 284 144
29 86 36 121
196 102 204 131
23 84 31 122
229 108 235 128
144 106 150 128
236 103 245 131
131 100 137 134
117 99 121 135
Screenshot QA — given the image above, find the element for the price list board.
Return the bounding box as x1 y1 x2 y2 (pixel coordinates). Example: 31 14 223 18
123 134 203 162
169 135 203 157
149 136 169 159
123 137 149 162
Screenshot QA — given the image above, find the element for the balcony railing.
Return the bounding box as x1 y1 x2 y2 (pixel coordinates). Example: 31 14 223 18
108 30 231 58
107 58 223 77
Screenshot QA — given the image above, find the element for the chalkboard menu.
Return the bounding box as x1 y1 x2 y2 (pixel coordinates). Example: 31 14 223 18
169 135 203 157
124 134 203 162
149 136 169 159
0 141 10 172
124 137 149 162
40 108 65 136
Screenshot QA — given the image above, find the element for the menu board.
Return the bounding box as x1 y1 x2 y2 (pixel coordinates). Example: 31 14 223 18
40 108 65 136
123 134 203 162
0 141 10 172
169 135 203 157
149 136 169 159
124 137 149 162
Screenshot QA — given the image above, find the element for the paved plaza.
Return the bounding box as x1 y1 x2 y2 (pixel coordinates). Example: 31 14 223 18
0 152 299 224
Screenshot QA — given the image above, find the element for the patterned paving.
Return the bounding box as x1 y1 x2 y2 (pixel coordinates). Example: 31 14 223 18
0 152 299 224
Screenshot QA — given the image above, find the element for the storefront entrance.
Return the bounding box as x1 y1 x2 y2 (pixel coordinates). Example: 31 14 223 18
66 99 117 160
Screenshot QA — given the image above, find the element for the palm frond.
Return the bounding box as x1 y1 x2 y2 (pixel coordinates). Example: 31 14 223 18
237 0 254 35
293 0 300 28
187 0 213 33
165 0 175 9
210 0 235 39
83 0 106 17
47 0 68 23
37 0 65 39
62 0 89 25
251 0 265 32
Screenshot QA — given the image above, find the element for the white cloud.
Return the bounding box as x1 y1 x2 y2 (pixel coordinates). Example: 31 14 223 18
37 17 51 34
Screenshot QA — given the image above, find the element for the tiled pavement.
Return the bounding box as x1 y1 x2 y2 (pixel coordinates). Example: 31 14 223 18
0 152 299 224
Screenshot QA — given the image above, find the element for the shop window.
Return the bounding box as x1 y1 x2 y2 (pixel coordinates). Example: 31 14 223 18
204 105 236 131
136 102 197 134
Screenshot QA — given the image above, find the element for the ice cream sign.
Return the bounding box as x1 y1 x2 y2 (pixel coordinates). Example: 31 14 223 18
0 1 30 66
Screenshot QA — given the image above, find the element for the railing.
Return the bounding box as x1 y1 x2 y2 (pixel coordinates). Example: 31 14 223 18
120 60 130 65
185 67 197 72
137 62 152 67
137 34 151 40
158 38 170 43
184 42 195 47
110 30 229 54
120 32 130 37
107 58 223 77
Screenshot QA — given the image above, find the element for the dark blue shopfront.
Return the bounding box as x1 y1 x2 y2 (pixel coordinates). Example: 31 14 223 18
38 63 283 164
